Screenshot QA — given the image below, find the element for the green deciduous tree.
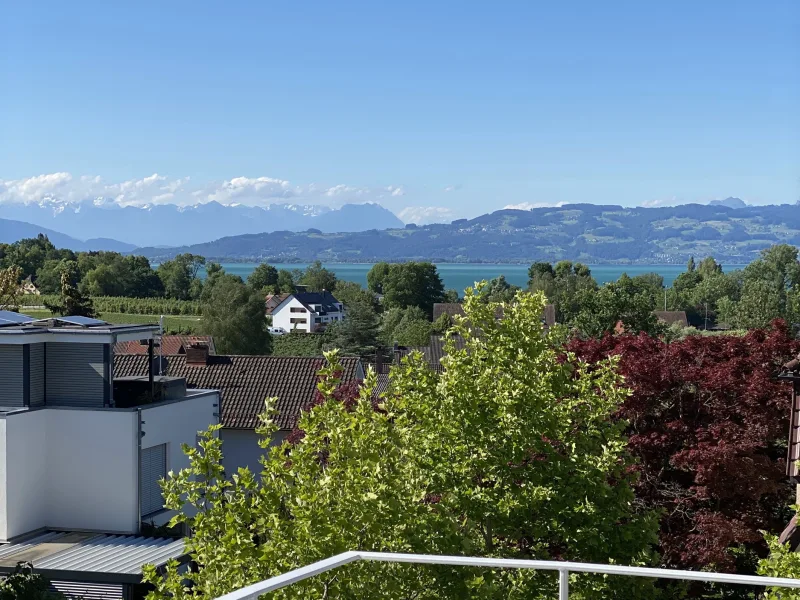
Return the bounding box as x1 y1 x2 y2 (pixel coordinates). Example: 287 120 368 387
570 274 663 337
380 262 445 317
479 274 520 303
157 253 206 300
758 531 800 599
366 261 391 294
0 265 22 310
201 274 271 354
276 269 297 293
248 263 279 291
299 260 337 292
333 280 378 310
380 305 431 346
147 288 658 600
44 261 96 317
528 260 597 323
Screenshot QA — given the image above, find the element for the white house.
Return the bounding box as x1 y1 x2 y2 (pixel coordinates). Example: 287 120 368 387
0 311 220 598
266 291 344 333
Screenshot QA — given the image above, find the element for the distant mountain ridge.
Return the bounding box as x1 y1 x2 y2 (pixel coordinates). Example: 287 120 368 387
0 200 404 247
134 202 800 264
709 196 747 209
0 217 136 252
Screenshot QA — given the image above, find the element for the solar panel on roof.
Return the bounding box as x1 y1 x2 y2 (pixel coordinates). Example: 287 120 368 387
0 310 34 324
53 315 108 327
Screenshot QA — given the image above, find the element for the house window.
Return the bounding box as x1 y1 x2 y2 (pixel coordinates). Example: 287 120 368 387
290 318 307 324
290 307 306 313
314 317 321 323
141 444 167 517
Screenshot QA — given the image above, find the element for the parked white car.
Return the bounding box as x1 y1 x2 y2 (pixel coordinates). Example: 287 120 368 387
268 326 288 336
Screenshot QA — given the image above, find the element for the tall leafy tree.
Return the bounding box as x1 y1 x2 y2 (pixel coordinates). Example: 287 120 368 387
381 262 445 317
157 253 206 300
0 266 22 310
299 260 337 292
366 261 391 294
201 274 271 354
528 260 596 323
247 263 279 291
147 289 659 599
570 323 798 594
44 261 96 317
478 274 520 303
570 274 662 337
276 269 297 293
333 280 378 310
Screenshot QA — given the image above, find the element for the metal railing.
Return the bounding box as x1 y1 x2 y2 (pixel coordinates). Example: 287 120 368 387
215 551 800 600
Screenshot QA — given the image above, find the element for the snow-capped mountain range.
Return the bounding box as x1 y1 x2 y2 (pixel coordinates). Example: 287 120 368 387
0 199 405 247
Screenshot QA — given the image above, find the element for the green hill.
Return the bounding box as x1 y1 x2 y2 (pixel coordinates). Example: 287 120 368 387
136 202 800 264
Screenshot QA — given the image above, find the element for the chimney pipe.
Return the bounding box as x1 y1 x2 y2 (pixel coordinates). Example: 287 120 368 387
186 343 210 366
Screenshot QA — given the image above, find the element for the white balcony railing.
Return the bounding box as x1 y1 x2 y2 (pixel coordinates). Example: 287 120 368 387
215 551 800 600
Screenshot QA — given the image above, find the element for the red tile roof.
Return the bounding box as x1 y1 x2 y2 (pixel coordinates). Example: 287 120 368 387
114 335 215 356
113 354 363 430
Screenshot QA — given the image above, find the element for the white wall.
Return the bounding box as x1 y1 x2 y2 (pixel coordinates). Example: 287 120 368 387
0 408 139 541
3 410 48 540
272 297 313 333
44 409 139 535
0 392 219 540
220 429 288 478
140 391 219 524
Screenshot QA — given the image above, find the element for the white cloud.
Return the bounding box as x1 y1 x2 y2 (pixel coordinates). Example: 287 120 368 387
0 171 411 211
398 206 456 225
1 172 73 201
503 201 566 211
640 197 681 208
443 184 462 192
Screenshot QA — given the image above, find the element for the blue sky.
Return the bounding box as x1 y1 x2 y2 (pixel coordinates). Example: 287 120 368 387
1 1 798 223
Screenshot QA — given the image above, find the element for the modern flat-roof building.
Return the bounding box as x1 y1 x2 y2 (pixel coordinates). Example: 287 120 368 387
0 311 220 598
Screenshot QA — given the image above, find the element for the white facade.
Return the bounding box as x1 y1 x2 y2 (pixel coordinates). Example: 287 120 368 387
0 391 219 542
270 296 345 334
220 428 289 477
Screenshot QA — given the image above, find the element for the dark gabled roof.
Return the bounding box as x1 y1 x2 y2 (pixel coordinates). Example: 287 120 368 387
293 291 341 315
432 302 556 326
266 291 342 316
113 354 362 430
114 335 216 356
653 310 689 327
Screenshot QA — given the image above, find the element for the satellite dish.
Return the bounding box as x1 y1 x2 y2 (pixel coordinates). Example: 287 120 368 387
151 356 169 376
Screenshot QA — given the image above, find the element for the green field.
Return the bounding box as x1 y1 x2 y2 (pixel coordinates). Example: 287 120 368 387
23 310 203 334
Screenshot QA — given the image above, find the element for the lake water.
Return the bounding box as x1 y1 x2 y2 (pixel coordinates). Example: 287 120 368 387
213 263 746 292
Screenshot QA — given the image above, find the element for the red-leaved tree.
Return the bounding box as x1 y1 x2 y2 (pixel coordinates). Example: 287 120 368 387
568 321 798 578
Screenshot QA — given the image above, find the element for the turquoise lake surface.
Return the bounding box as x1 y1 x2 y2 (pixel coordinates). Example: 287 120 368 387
212 263 746 292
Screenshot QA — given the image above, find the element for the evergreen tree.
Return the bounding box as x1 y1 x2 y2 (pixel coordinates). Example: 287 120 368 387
327 300 380 355
45 261 96 318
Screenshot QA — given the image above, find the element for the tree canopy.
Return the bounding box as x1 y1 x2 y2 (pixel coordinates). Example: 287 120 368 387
157 253 206 300
44 261 96 317
570 323 798 592
201 273 271 354
247 263 279 291
147 288 658 599
378 262 445 317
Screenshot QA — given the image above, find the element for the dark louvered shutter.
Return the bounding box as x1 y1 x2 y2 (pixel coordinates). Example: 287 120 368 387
140 444 167 516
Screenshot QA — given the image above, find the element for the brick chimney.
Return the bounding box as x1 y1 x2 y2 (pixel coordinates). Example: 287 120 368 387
186 343 210 366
